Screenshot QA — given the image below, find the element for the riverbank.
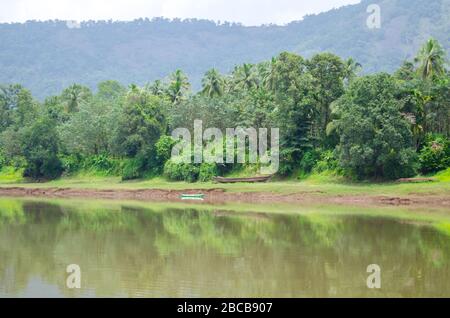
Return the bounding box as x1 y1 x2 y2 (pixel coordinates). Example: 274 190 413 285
0 175 449 208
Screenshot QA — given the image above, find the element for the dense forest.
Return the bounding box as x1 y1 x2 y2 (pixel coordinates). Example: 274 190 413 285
0 0 449 99
0 37 449 182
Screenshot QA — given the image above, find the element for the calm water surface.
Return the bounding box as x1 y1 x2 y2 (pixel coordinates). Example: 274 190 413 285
0 197 449 298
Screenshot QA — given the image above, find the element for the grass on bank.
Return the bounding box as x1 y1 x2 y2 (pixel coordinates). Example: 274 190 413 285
1 166 449 197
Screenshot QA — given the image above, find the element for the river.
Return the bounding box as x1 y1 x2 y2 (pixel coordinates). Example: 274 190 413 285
0 197 449 297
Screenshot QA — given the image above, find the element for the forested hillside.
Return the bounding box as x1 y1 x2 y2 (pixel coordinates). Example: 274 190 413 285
0 0 449 98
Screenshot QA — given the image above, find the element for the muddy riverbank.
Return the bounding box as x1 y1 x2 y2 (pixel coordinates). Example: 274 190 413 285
0 186 449 208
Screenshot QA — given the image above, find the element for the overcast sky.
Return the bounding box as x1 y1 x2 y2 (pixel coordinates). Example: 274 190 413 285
0 0 361 26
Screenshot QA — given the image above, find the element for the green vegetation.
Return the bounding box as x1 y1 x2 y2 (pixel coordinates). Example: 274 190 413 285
0 38 449 185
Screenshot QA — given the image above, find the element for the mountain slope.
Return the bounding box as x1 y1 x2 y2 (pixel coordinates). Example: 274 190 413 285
0 0 448 98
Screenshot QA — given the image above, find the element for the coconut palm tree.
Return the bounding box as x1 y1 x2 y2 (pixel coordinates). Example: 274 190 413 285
233 63 259 90
261 57 277 91
415 38 446 81
343 58 362 85
201 69 224 98
61 84 92 113
147 79 166 96
167 70 190 103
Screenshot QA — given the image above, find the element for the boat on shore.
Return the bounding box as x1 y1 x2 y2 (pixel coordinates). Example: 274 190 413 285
213 175 273 184
180 194 205 200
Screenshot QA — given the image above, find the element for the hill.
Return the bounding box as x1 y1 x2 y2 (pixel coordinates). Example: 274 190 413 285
0 0 448 98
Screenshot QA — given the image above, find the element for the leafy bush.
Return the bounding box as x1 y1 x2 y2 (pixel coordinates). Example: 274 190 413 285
82 155 121 175
181 164 200 183
164 160 200 182
299 150 321 173
0 151 5 170
152 135 176 173
419 135 450 174
60 154 82 174
199 163 218 182
382 148 419 180
10 156 26 170
23 156 63 180
313 150 339 173
121 156 146 181
164 160 184 181
156 136 176 163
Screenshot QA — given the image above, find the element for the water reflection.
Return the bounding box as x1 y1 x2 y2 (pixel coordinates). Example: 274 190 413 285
0 198 449 297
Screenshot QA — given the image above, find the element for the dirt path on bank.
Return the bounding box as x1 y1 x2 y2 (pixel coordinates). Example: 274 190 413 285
0 186 449 208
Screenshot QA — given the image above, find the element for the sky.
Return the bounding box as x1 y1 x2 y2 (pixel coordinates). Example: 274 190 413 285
0 0 361 26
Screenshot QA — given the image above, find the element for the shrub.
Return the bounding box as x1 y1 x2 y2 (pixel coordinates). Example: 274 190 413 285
10 156 26 170
164 160 200 182
313 150 339 173
155 136 176 165
382 148 418 180
181 164 200 183
164 160 183 181
419 135 450 174
83 155 121 175
60 154 82 174
199 163 218 182
0 151 5 170
23 156 63 180
299 150 321 173
121 156 146 181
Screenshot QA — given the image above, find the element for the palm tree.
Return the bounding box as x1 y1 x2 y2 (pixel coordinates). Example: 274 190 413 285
201 69 224 98
61 84 92 113
343 58 362 85
167 70 190 103
415 38 446 80
261 57 277 91
233 63 259 90
147 79 166 96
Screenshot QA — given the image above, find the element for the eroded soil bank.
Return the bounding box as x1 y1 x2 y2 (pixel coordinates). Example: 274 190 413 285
0 186 449 208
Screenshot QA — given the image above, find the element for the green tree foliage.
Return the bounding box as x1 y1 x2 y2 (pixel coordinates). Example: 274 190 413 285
59 96 120 156
415 38 447 81
419 134 450 174
21 117 63 180
97 80 126 102
0 85 38 167
307 53 346 142
41 96 68 124
60 84 93 113
0 38 448 181
332 74 418 179
271 52 315 174
155 136 177 168
232 64 259 91
343 58 362 86
201 69 224 98
167 70 190 103
115 87 168 157
0 85 37 132
146 80 167 97
164 160 200 183
395 40 450 150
